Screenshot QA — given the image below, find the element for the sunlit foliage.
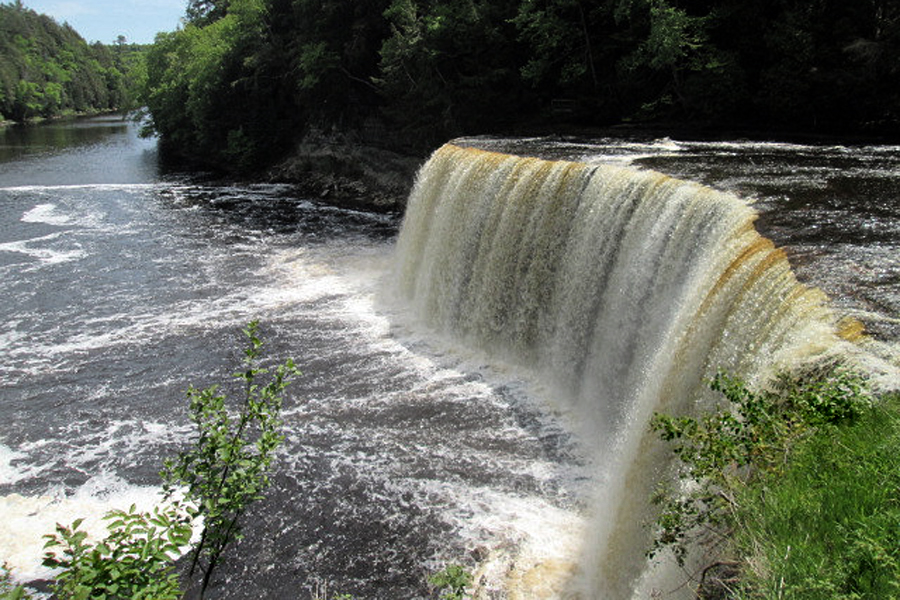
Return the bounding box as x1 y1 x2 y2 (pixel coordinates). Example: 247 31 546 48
139 0 900 170
0 2 144 121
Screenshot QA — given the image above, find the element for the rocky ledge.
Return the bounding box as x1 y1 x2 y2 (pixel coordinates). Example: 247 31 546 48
266 137 425 213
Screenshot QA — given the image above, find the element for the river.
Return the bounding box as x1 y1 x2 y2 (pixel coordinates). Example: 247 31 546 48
1 117 898 599
0 116 591 599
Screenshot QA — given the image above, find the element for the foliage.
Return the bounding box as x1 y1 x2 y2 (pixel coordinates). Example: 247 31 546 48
186 0 231 26
162 320 299 598
378 0 525 147
649 366 872 565
0 563 32 600
428 564 472 600
649 364 885 597
142 0 392 170
0 3 145 122
22 321 298 599
138 0 900 170
734 393 900 599
41 504 191 600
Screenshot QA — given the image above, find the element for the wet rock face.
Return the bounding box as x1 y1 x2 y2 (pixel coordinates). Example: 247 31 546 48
267 138 425 212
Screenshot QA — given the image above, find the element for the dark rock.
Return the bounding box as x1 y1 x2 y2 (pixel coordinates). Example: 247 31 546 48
267 134 425 213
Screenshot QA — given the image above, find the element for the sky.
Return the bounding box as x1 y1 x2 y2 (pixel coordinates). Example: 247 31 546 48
23 0 185 45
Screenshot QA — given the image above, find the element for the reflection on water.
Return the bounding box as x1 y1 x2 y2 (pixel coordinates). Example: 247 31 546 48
0 115 131 159
0 114 159 186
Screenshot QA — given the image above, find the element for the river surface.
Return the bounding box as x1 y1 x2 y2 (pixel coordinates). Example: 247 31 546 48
1 118 898 599
0 116 590 599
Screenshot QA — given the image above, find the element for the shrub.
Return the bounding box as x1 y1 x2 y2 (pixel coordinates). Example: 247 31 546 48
37 321 298 599
162 320 299 597
649 363 875 594
42 504 191 600
428 564 473 600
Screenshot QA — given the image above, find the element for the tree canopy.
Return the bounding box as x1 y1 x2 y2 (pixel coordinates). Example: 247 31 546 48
0 2 145 122
139 0 900 171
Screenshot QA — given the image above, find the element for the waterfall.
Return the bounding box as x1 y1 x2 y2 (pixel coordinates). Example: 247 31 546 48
391 144 860 598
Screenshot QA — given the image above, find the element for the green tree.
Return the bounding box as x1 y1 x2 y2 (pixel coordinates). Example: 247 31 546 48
186 0 231 25
615 0 735 119
378 0 526 147
512 0 599 91
428 564 472 600
142 0 301 170
0 2 138 121
137 0 900 166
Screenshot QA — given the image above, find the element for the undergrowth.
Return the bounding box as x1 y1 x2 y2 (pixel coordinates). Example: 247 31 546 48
734 391 900 599
650 363 900 599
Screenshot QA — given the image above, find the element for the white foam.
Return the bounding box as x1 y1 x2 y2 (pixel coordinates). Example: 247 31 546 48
439 486 587 598
52 419 192 473
0 183 161 194
0 233 84 266
21 203 71 226
0 475 191 583
0 241 402 387
0 321 26 350
0 444 28 486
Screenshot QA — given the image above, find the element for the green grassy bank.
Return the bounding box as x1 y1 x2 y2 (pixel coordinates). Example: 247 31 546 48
653 366 900 599
732 391 900 599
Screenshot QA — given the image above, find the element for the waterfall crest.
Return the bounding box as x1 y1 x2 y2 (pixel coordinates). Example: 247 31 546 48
392 143 857 597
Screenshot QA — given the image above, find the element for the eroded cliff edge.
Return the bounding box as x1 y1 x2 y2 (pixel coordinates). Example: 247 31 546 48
266 136 424 212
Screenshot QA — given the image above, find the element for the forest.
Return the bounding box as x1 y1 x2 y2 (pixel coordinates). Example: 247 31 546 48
140 0 900 172
4 0 898 170
0 1 142 122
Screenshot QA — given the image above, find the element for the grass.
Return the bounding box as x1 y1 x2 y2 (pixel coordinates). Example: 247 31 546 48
733 392 900 599
651 365 900 599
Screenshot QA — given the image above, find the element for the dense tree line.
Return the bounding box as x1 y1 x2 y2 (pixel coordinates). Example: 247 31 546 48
142 0 900 171
0 1 144 122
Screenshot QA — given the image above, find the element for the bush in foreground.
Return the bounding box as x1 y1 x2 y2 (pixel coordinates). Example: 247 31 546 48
39 321 298 600
651 363 900 598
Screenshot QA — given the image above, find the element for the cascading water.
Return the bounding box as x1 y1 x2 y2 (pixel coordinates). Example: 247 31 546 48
391 144 865 598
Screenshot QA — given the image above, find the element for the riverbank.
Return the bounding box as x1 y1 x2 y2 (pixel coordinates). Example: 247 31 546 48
659 374 900 600
0 109 127 129
265 136 424 213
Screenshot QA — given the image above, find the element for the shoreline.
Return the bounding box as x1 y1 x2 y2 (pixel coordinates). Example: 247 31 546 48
0 109 127 130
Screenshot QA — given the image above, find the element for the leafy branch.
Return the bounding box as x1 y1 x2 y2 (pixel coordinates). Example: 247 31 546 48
648 364 872 570
38 321 298 600
42 504 192 600
428 564 472 600
162 320 299 598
